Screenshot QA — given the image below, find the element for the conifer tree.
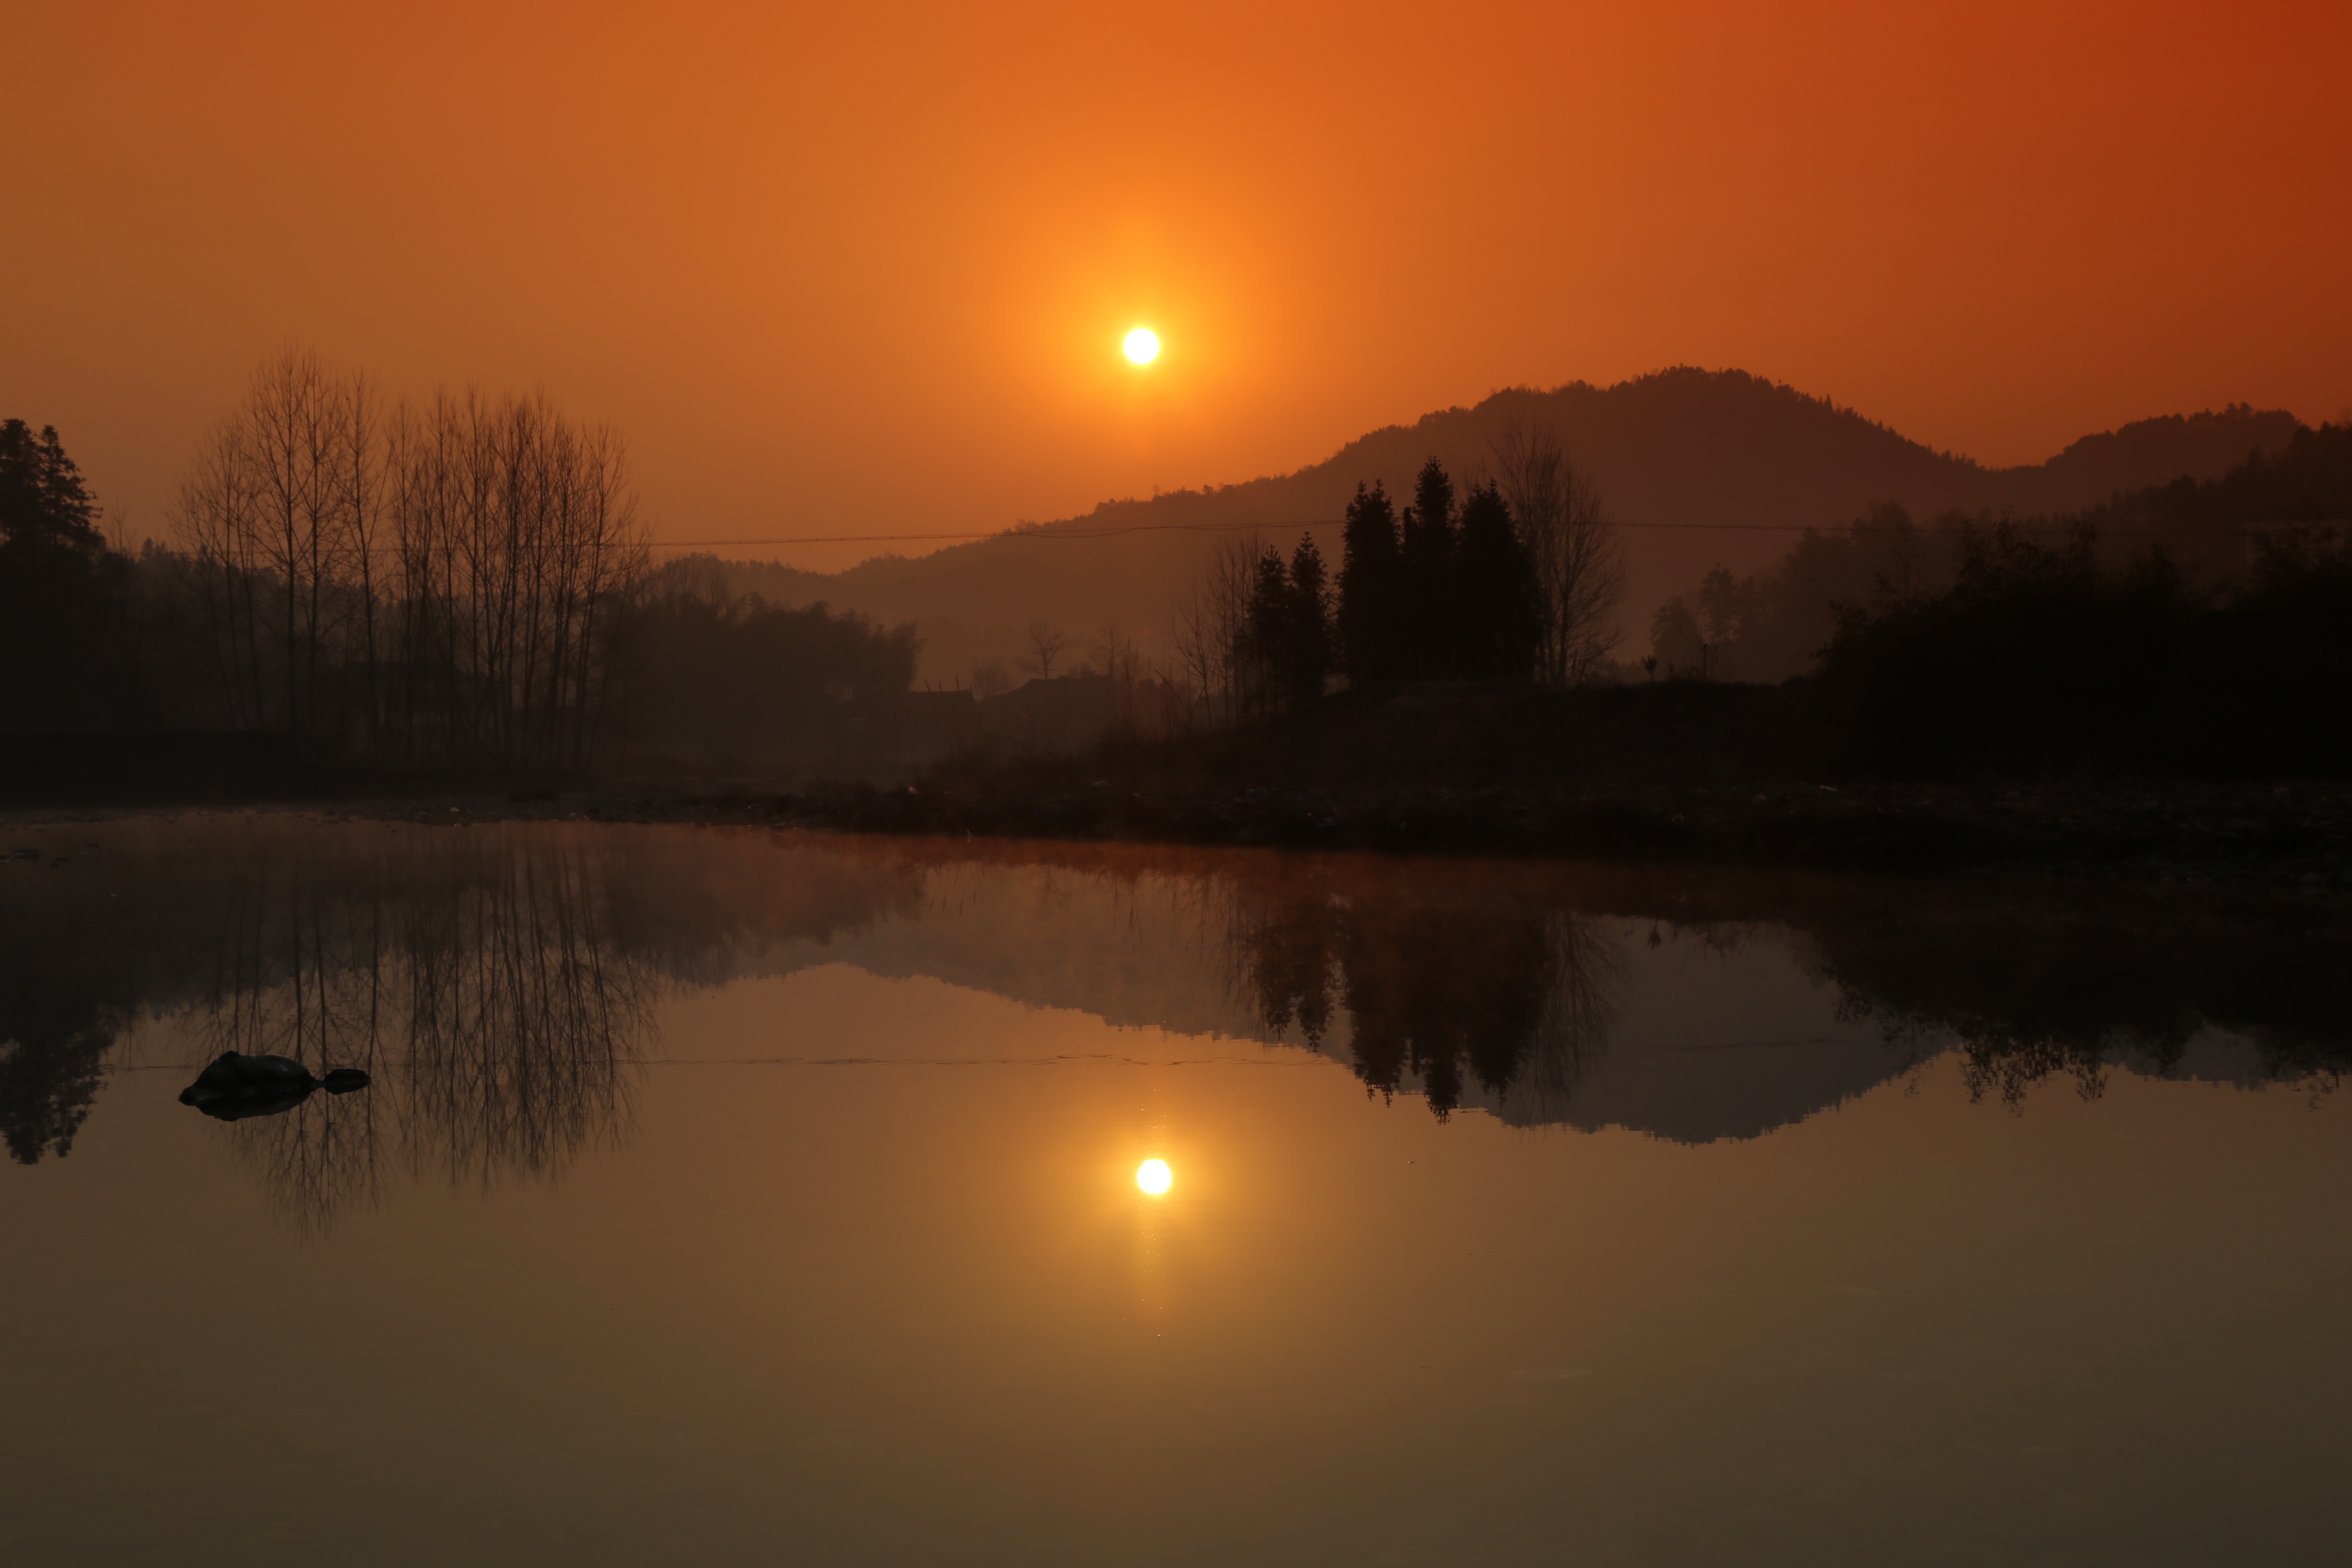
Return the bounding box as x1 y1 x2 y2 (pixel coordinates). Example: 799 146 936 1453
1453 480 1542 678
0 420 131 730
1400 458 1456 678
0 420 106 559
1337 480 1401 686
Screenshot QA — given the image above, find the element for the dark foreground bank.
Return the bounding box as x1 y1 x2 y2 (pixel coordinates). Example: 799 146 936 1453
676 677 2351 886
8 684 2351 885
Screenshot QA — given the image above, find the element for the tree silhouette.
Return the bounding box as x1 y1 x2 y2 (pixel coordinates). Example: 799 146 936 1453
969 657 1011 700
1643 571 1760 682
620 587 921 764
0 1015 113 1164
0 420 105 556
1021 621 1070 680
1452 480 1540 679
1284 533 1332 710
1337 481 1402 687
1490 418 1625 685
1400 458 1456 677
1171 538 1260 726
1222 865 1621 1121
1234 535 1336 718
0 418 133 731
165 354 648 767
1335 458 1542 683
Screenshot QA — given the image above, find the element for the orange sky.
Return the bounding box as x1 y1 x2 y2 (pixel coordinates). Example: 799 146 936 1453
5 1 2347 570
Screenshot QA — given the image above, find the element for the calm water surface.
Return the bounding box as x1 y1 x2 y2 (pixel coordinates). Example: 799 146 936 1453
3 816 2347 1566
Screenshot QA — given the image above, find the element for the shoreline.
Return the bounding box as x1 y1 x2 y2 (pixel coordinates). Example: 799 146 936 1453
700 778 2352 887
7 779 2348 890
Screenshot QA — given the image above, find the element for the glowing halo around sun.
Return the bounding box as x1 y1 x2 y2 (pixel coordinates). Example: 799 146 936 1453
1135 1159 1173 1195
1122 328 1161 365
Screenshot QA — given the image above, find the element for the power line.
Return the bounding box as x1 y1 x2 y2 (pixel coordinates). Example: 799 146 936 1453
652 516 2318 549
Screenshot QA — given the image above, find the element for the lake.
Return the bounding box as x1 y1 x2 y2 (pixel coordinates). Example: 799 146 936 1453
3 815 2347 1566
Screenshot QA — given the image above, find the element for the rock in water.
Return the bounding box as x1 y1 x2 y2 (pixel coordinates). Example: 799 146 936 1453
178 1052 370 1122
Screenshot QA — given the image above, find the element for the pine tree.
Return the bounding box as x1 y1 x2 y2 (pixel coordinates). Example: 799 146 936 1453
1246 543 1291 718
1336 481 1401 686
0 420 106 559
1400 458 1456 678
1453 480 1542 679
0 420 130 731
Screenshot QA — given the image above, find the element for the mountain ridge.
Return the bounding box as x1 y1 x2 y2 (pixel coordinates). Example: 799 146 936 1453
702 368 2304 681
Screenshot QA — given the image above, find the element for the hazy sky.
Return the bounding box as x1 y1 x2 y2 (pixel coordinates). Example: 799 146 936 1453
6 1 2346 569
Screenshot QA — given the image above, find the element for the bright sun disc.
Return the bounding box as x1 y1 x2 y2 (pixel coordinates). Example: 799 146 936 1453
1123 328 1160 365
1136 1159 1173 1195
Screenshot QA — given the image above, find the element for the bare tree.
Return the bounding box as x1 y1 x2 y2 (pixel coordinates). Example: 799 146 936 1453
1498 912 1629 1124
246 349 342 741
1168 536 1261 725
174 349 377 745
177 354 647 769
1091 623 1141 687
1020 620 1070 681
1091 625 1148 738
1491 418 1626 685
1169 605 1217 730
201 827 648 1232
176 410 269 727
380 387 646 767
340 371 385 756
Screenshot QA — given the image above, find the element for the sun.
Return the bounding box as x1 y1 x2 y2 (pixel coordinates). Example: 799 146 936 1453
1122 328 1161 366
1135 1159 1172 1195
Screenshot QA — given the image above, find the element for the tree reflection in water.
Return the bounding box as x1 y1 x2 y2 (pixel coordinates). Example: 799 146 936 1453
1206 853 2350 1125
1219 861 1625 1120
5 824 2348 1212
0 819 930 1230
1786 882 2352 1109
0 1011 113 1166
188 832 652 1231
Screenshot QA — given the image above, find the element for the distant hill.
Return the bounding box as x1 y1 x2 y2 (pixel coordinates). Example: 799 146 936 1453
704 368 2304 682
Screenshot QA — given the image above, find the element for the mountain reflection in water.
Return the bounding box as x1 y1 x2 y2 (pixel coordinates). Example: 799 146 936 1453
1204 849 2351 1119
1 819 2346 1228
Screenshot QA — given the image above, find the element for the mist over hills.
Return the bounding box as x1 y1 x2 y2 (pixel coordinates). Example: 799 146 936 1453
705 368 2303 682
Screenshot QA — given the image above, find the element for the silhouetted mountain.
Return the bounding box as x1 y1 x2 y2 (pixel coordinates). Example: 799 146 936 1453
1642 420 2352 687
707 369 2302 679
2032 406 2311 505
